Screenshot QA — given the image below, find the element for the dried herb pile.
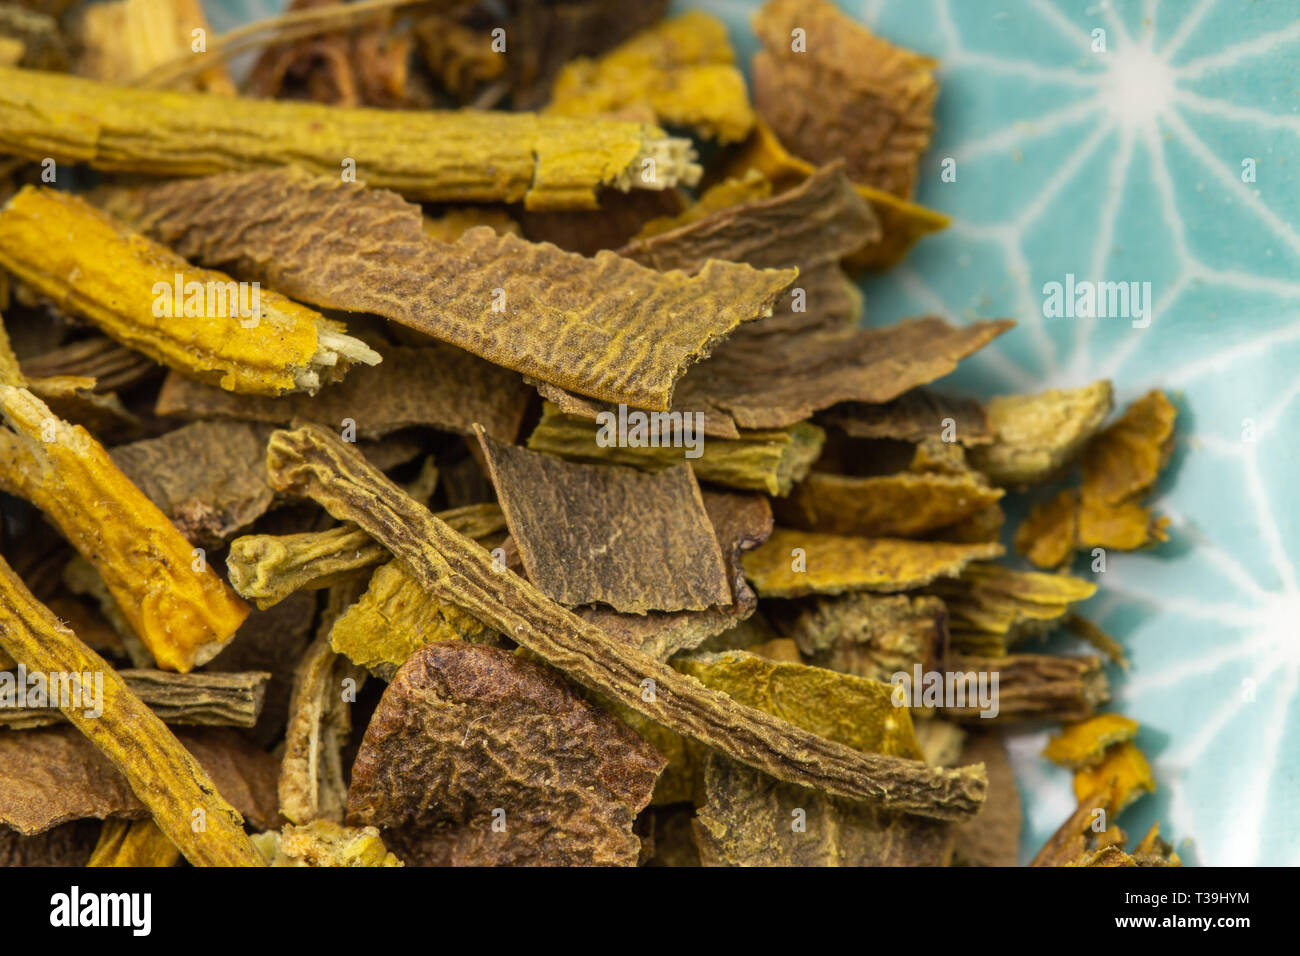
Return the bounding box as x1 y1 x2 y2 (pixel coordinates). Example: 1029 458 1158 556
0 0 1180 867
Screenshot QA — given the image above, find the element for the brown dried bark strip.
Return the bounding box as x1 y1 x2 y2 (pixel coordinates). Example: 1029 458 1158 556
776 470 1004 538
951 729 1021 867
0 669 269 729
227 503 505 610
0 64 696 209
751 0 938 199
0 821 101 867
0 723 280 837
822 390 993 445
0 570 269 867
347 641 666 866
110 421 275 547
694 754 956 866
153 342 530 442
267 425 988 820
0 386 249 671
742 528 1002 598
477 433 731 614
942 654 1109 723
787 592 948 682
100 168 795 410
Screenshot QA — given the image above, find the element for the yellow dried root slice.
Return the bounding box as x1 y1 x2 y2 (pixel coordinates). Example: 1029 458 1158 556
328 559 499 681
99 168 793 410
0 386 249 672
1015 488 1080 569
525 402 824 496
945 653 1109 723
787 592 947 683
0 65 700 209
1082 390 1177 505
672 650 925 760
742 528 1003 598
86 818 180 868
266 425 987 819
1073 741 1155 814
0 556 265 866
253 820 403 867
776 470 1004 538
925 562 1097 656
721 118 948 269
970 380 1114 486
1044 714 1140 769
0 189 378 396
227 503 506 610
547 11 754 144
1078 494 1170 550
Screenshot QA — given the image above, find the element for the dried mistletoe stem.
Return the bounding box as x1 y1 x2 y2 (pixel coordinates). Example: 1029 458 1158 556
266 424 988 821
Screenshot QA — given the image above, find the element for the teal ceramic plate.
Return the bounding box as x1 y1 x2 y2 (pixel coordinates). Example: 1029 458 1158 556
217 0 1299 865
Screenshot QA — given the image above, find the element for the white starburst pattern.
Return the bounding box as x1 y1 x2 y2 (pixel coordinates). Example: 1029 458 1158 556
843 0 1300 864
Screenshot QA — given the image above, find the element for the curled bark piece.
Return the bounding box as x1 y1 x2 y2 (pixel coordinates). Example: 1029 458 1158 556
526 402 823 496
347 641 666 866
0 669 269 729
0 188 379 396
0 566 266 865
694 755 956 867
0 65 699 209
0 386 249 671
1082 390 1177 504
1015 488 1080 569
752 0 938 199
266 424 988 820
1044 714 1140 769
100 168 792 409
546 11 754 143
742 529 1002 598
152 342 529 441
477 433 731 614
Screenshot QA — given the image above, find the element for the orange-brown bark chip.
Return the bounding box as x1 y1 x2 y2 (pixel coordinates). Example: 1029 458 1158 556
345 641 666 866
476 432 731 614
821 389 993 445
98 168 795 411
750 0 939 199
